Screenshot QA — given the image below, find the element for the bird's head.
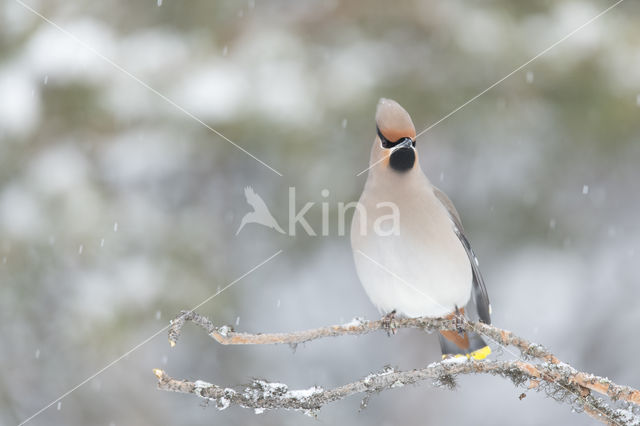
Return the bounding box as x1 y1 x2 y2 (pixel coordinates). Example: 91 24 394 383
372 98 418 174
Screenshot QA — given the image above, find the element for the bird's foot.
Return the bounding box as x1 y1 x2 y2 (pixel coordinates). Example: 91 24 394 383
453 306 466 334
381 310 397 336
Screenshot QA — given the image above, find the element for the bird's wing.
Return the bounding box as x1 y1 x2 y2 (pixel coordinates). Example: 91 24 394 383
244 186 267 211
433 186 491 324
433 186 463 231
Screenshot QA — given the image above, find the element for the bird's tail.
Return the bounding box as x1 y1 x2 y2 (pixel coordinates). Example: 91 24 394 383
438 330 491 360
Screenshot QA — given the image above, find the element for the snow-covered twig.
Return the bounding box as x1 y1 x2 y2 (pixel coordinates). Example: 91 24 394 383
157 310 640 425
168 310 461 346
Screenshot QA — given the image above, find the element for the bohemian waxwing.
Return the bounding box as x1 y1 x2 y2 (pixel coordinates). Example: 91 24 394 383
351 98 491 360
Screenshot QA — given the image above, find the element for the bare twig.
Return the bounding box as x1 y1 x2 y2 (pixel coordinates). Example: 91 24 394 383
158 311 640 425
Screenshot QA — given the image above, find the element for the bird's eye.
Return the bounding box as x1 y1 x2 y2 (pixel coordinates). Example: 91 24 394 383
377 126 415 149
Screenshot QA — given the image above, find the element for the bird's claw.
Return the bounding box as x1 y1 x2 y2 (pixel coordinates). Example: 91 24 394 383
382 310 397 336
454 306 465 333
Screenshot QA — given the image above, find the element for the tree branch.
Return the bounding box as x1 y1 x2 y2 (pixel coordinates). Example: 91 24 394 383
157 311 640 425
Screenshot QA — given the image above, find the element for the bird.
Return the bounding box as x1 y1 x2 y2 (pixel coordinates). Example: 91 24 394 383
351 98 492 360
236 186 285 235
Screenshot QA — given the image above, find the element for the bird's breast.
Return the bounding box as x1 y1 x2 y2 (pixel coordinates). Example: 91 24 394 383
351 182 472 317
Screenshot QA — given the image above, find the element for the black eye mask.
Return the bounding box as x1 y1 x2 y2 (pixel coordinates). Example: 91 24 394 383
376 125 416 149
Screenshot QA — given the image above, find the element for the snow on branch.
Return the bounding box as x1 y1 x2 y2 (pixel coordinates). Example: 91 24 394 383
155 310 640 425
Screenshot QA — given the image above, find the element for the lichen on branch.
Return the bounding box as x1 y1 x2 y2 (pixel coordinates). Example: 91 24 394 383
156 310 640 425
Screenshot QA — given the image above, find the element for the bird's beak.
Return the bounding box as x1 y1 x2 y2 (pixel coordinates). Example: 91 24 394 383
391 137 414 153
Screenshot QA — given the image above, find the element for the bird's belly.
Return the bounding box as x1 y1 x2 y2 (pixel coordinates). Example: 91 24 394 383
353 232 472 318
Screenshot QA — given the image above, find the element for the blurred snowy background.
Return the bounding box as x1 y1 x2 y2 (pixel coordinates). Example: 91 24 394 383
1 0 640 425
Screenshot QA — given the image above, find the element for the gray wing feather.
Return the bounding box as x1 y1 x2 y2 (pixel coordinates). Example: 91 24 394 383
433 186 491 324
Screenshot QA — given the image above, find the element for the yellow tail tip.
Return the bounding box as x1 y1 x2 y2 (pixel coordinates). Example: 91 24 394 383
442 353 467 360
441 346 491 361
469 345 491 360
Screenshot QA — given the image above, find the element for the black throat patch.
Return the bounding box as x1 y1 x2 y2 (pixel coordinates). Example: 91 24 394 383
389 148 415 172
